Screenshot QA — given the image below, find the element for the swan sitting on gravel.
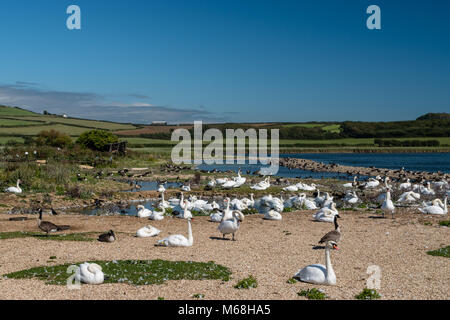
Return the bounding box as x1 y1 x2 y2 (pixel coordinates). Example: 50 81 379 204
419 196 447 215
399 179 412 190
150 207 165 221
209 209 223 222
283 184 299 192
136 225 161 237
293 241 338 286
75 262 104 285
264 209 282 220
313 203 339 222
156 218 194 247
296 182 316 191
397 191 421 203
343 191 359 204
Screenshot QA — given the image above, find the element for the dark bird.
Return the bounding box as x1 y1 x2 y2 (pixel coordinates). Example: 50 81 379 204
37 208 70 236
98 230 116 243
51 208 59 215
319 215 341 244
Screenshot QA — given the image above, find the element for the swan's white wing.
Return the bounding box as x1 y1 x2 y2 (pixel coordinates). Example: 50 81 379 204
294 264 326 284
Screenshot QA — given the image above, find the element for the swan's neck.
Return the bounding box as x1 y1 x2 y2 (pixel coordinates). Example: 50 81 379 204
161 192 165 202
386 191 391 201
325 247 335 284
17 180 20 188
187 220 193 245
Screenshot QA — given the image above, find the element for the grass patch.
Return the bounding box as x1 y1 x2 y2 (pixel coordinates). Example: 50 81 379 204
427 246 450 258
234 275 258 289
355 288 381 300
438 220 450 227
298 288 327 300
423 221 433 226
193 293 205 299
0 231 96 241
286 278 298 284
241 207 259 215
4 259 232 285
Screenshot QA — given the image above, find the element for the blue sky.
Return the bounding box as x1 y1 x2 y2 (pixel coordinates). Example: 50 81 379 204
0 0 449 124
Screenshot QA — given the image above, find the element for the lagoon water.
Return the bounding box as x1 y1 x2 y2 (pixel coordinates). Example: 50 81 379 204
196 153 450 178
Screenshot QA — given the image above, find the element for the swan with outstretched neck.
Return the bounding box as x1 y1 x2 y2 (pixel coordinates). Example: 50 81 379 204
156 218 194 247
5 179 22 194
294 241 338 285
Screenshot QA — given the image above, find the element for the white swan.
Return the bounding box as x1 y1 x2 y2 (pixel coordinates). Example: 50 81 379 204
221 179 237 189
209 209 223 222
296 182 316 191
293 241 338 286
264 209 282 220
381 188 395 218
136 205 152 218
399 179 412 190
150 207 165 221
397 191 420 203
364 177 380 189
419 196 447 215
420 182 435 196
156 218 194 247
181 184 191 192
283 184 299 192
218 210 244 241
136 225 161 237
343 191 358 204
74 262 104 285
5 179 22 194
343 176 357 188
157 184 166 193
313 203 339 222
241 193 255 208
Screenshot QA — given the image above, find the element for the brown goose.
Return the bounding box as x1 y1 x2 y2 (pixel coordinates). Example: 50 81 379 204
98 230 116 243
319 215 341 244
37 209 70 236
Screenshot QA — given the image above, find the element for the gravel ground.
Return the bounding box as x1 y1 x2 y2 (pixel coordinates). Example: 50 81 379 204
0 210 448 300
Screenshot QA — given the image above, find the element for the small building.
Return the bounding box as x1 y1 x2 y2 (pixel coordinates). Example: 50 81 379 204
62 114 68 118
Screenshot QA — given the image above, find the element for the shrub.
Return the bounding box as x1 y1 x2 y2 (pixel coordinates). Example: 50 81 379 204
76 130 118 151
234 275 258 289
36 130 73 148
355 288 381 300
298 288 327 300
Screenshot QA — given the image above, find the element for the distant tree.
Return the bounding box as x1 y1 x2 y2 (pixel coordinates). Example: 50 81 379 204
43 110 49 115
76 130 118 151
36 129 73 148
416 113 450 120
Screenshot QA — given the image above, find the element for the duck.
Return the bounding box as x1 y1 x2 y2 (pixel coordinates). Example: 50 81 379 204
319 215 341 244
37 208 69 236
136 225 161 237
74 262 104 284
5 179 22 194
98 230 116 242
293 241 339 286
156 218 194 247
218 210 245 241
381 188 395 218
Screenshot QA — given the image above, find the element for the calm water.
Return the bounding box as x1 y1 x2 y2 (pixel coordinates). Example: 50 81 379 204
196 153 450 179
284 153 450 174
